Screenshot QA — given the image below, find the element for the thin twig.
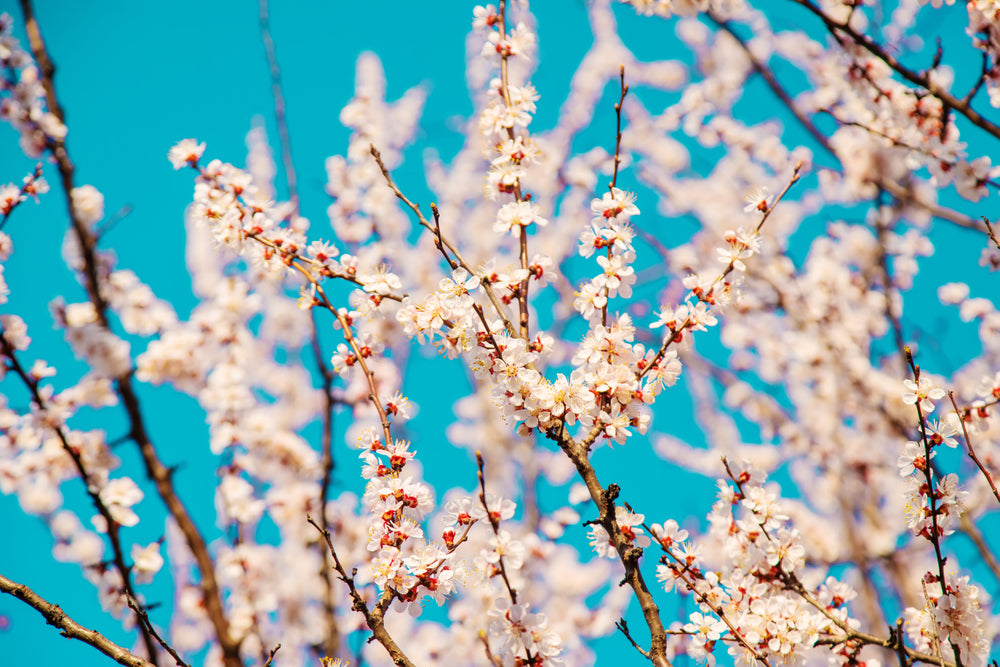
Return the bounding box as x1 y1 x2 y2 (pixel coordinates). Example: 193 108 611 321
369 145 519 338
948 391 1000 506
126 594 191 667
959 514 1000 585
475 453 538 666
262 644 281 667
258 0 298 214
983 216 1000 252
785 571 956 666
609 64 629 193
602 65 629 329
632 162 804 407
478 631 502 667
615 618 653 660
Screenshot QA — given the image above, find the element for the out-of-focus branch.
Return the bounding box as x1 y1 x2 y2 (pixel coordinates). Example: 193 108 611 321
790 0 1000 141
959 515 1000 585
257 0 298 215
0 572 156 667
255 2 340 653
17 2 241 664
715 15 983 234
711 16 839 165
309 311 341 660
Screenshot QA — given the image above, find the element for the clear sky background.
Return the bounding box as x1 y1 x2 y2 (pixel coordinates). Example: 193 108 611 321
0 1 993 666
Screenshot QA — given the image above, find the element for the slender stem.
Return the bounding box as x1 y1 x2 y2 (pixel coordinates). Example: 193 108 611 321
262 644 280 667
258 0 298 214
496 0 532 343
658 554 772 666
475 453 537 666
949 391 1000 506
126 595 191 667
904 350 964 667
609 65 629 193
370 146 519 338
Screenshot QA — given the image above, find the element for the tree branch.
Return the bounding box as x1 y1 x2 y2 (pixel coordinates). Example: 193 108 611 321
0 572 156 667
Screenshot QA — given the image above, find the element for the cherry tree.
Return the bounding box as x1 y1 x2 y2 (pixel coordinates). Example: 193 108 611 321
1 0 998 666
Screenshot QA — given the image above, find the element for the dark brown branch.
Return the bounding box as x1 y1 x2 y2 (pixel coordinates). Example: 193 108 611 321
0 572 155 667
984 216 1000 252
904 350 965 667
714 16 982 233
17 3 242 664
548 428 672 667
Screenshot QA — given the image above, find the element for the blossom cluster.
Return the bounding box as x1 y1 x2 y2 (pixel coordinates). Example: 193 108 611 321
654 463 863 665
357 431 453 614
